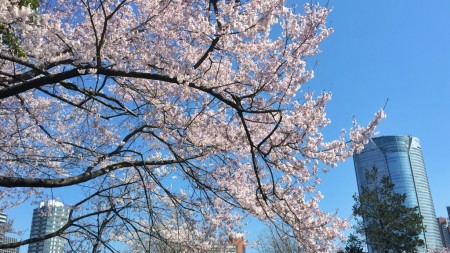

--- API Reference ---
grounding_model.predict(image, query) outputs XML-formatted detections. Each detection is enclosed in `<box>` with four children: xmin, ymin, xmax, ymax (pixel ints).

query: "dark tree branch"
<box><xmin>0</xmin><ymin>156</ymin><xmax>199</xmax><ymax>188</ymax></box>
<box><xmin>193</xmin><ymin>36</ymin><xmax>221</xmax><ymax>69</ymax></box>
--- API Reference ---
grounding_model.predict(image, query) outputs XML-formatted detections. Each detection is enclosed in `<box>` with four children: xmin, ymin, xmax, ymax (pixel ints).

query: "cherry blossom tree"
<box><xmin>0</xmin><ymin>0</ymin><xmax>384</xmax><ymax>252</ymax></box>
<box><xmin>256</xmin><ymin>222</ymin><xmax>306</xmax><ymax>253</ymax></box>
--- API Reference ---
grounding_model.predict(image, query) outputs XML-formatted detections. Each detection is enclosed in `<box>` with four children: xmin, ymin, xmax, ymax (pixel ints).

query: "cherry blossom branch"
<box><xmin>193</xmin><ymin>36</ymin><xmax>221</xmax><ymax>69</ymax></box>
<box><xmin>0</xmin><ymin>158</ymin><xmax>198</xmax><ymax>188</ymax></box>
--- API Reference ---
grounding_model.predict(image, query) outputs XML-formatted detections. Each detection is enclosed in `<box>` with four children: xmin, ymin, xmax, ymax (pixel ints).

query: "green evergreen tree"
<box><xmin>344</xmin><ymin>234</ymin><xmax>365</xmax><ymax>253</ymax></box>
<box><xmin>352</xmin><ymin>167</ymin><xmax>425</xmax><ymax>253</ymax></box>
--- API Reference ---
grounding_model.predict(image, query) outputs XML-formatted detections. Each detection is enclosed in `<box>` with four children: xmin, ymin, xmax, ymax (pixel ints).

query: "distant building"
<box><xmin>27</xmin><ymin>200</ymin><xmax>69</xmax><ymax>253</ymax></box>
<box><xmin>0</xmin><ymin>236</ymin><xmax>19</xmax><ymax>253</ymax></box>
<box><xmin>0</xmin><ymin>212</ymin><xmax>6</xmax><ymax>237</ymax></box>
<box><xmin>447</xmin><ymin>206</ymin><xmax>450</xmax><ymax>220</ymax></box>
<box><xmin>209</xmin><ymin>235</ymin><xmax>246</xmax><ymax>253</ymax></box>
<box><xmin>437</xmin><ymin>218</ymin><xmax>450</xmax><ymax>248</ymax></box>
<box><xmin>353</xmin><ymin>136</ymin><xmax>442</xmax><ymax>252</ymax></box>
<box><xmin>0</xmin><ymin>212</ymin><xmax>20</xmax><ymax>253</ymax></box>
<box><xmin>230</xmin><ymin>236</ymin><xmax>246</xmax><ymax>253</ymax></box>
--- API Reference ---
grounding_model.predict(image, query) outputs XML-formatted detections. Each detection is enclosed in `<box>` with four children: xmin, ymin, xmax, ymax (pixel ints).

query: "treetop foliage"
<box><xmin>344</xmin><ymin>234</ymin><xmax>365</xmax><ymax>253</ymax></box>
<box><xmin>352</xmin><ymin>167</ymin><xmax>424</xmax><ymax>253</ymax></box>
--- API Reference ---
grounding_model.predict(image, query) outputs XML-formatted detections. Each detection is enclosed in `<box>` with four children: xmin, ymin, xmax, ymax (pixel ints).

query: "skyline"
<box><xmin>2</xmin><ymin>0</ymin><xmax>450</xmax><ymax>252</ymax></box>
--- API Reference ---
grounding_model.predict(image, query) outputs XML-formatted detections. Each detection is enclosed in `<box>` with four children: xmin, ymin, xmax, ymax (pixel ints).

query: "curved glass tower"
<box><xmin>353</xmin><ymin>136</ymin><xmax>442</xmax><ymax>252</ymax></box>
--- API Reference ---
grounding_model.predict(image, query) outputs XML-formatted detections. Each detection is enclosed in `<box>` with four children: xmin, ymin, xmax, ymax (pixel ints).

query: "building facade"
<box><xmin>27</xmin><ymin>200</ymin><xmax>69</xmax><ymax>253</ymax></box>
<box><xmin>437</xmin><ymin>218</ymin><xmax>450</xmax><ymax>248</ymax></box>
<box><xmin>353</xmin><ymin>135</ymin><xmax>442</xmax><ymax>252</ymax></box>
<box><xmin>209</xmin><ymin>235</ymin><xmax>246</xmax><ymax>253</ymax></box>
<box><xmin>0</xmin><ymin>236</ymin><xmax>19</xmax><ymax>253</ymax></box>
<box><xmin>0</xmin><ymin>212</ymin><xmax>20</xmax><ymax>253</ymax></box>
<box><xmin>0</xmin><ymin>212</ymin><xmax>6</xmax><ymax>238</ymax></box>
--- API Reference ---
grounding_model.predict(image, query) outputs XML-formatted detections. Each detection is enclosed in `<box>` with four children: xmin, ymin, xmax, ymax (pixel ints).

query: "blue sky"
<box><xmin>314</xmin><ymin>0</ymin><xmax>450</xmax><ymax>219</ymax></box>
<box><xmin>7</xmin><ymin>0</ymin><xmax>450</xmax><ymax>252</ymax></box>
<box><xmin>250</xmin><ymin>0</ymin><xmax>450</xmax><ymax>251</ymax></box>
<box><xmin>311</xmin><ymin>0</ymin><xmax>450</xmax><ymax>248</ymax></box>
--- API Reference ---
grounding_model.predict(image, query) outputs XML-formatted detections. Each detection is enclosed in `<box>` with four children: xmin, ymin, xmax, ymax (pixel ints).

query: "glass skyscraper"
<box><xmin>353</xmin><ymin>135</ymin><xmax>442</xmax><ymax>252</ymax></box>
<box><xmin>28</xmin><ymin>200</ymin><xmax>69</xmax><ymax>253</ymax></box>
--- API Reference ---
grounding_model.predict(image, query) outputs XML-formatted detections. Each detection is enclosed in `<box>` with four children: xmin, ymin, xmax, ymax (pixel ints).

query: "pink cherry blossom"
<box><xmin>0</xmin><ymin>0</ymin><xmax>384</xmax><ymax>252</ymax></box>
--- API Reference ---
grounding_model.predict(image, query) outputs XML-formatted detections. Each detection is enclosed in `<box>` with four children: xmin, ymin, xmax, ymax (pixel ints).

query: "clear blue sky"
<box><xmin>7</xmin><ymin>0</ymin><xmax>450</xmax><ymax>252</ymax></box>
<box><xmin>311</xmin><ymin>0</ymin><xmax>450</xmax><ymax>249</ymax></box>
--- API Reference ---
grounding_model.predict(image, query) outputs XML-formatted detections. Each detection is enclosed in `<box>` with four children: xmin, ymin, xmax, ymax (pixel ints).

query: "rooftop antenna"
<box><xmin>383</xmin><ymin>97</ymin><xmax>389</xmax><ymax>110</ymax></box>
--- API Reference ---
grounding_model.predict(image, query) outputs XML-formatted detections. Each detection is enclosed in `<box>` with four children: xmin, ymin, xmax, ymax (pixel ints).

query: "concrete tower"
<box><xmin>27</xmin><ymin>200</ymin><xmax>69</xmax><ymax>253</ymax></box>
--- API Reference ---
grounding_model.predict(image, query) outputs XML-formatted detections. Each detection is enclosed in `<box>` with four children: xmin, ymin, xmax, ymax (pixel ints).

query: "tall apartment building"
<box><xmin>27</xmin><ymin>200</ymin><xmax>69</xmax><ymax>253</ymax></box>
<box><xmin>0</xmin><ymin>212</ymin><xmax>20</xmax><ymax>253</ymax></box>
<box><xmin>353</xmin><ymin>135</ymin><xmax>442</xmax><ymax>252</ymax></box>
<box><xmin>437</xmin><ymin>218</ymin><xmax>450</xmax><ymax>248</ymax></box>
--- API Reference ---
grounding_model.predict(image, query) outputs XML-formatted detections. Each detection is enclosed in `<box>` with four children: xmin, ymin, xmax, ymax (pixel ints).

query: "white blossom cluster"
<box><xmin>0</xmin><ymin>0</ymin><xmax>384</xmax><ymax>252</ymax></box>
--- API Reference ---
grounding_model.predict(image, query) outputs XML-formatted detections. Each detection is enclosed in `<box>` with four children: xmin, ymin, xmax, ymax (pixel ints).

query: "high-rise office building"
<box><xmin>0</xmin><ymin>212</ymin><xmax>20</xmax><ymax>253</ymax></box>
<box><xmin>27</xmin><ymin>200</ymin><xmax>69</xmax><ymax>253</ymax></box>
<box><xmin>447</xmin><ymin>206</ymin><xmax>450</xmax><ymax>220</ymax></box>
<box><xmin>353</xmin><ymin>135</ymin><xmax>442</xmax><ymax>252</ymax></box>
<box><xmin>437</xmin><ymin>218</ymin><xmax>450</xmax><ymax>248</ymax></box>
